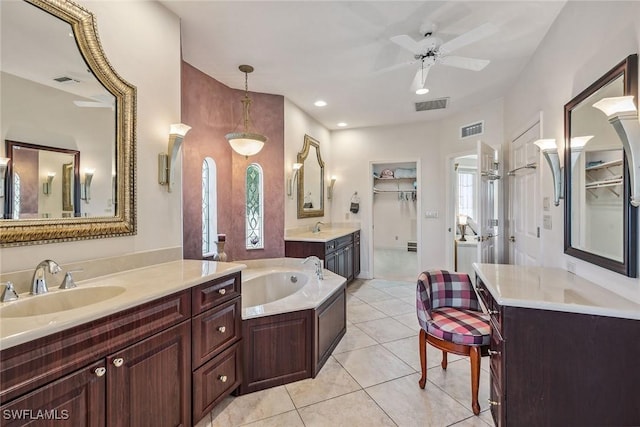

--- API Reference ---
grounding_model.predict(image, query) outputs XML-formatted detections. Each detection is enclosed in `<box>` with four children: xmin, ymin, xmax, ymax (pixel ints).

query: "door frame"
<box><xmin>445</xmin><ymin>149</ymin><xmax>476</xmax><ymax>270</ymax></box>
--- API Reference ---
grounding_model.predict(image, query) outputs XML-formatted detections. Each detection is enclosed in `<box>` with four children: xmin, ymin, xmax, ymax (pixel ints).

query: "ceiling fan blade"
<box><xmin>439</xmin><ymin>55</ymin><xmax>490</xmax><ymax>71</ymax></box>
<box><xmin>410</xmin><ymin>64</ymin><xmax>431</xmax><ymax>92</ymax></box>
<box><xmin>375</xmin><ymin>58</ymin><xmax>418</xmax><ymax>74</ymax></box>
<box><xmin>439</xmin><ymin>22</ymin><xmax>498</xmax><ymax>54</ymax></box>
<box><xmin>390</xmin><ymin>34</ymin><xmax>423</xmax><ymax>55</ymax></box>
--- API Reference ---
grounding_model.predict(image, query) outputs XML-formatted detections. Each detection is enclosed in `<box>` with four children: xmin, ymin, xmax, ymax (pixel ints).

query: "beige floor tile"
<box><xmin>346</xmin><ymin>279</ymin><xmax>368</xmax><ymax>293</ymax></box>
<box><xmin>350</xmin><ymin>287</ymin><xmax>396</xmax><ymax>303</ymax></box>
<box><xmin>392</xmin><ymin>312</ymin><xmax>421</xmax><ymax>332</ymax></box>
<box><xmin>450</xmin><ymin>413</ymin><xmax>493</xmax><ymax>426</ymax></box>
<box><xmin>355</xmin><ymin>317</ymin><xmax>416</xmax><ymax>343</ymax></box>
<box><xmin>210</xmin><ymin>386</ymin><xmax>295</xmax><ymax>426</ymax></box>
<box><xmin>369</xmin><ymin>298</ymin><xmax>415</xmax><ymax>316</ymax></box>
<box><xmin>381</xmin><ymin>285</ymin><xmax>416</xmax><ymax>299</ymax></box>
<box><xmin>366</xmin><ymin>373</ymin><xmax>475</xmax><ymax>427</ymax></box>
<box><xmin>332</xmin><ymin>324</ymin><xmax>378</xmax><ymax>354</ymax></box>
<box><xmin>193</xmin><ymin>412</ymin><xmax>212</xmax><ymax>427</ymax></box>
<box><xmin>478</xmin><ymin>408</ymin><xmax>495</xmax><ymax>425</ymax></box>
<box><xmin>400</xmin><ymin>295</ymin><xmax>417</xmax><ymax>306</ymax></box>
<box><xmin>346</xmin><ymin>293</ymin><xmax>365</xmax><ymax>306</ymax></box>
<box><xmin>426</xmin><ymin>358</ymin><xmax>491</xmax><ymax>414</ymax></box>
<box><xmin>347</xmin><ymin>302</ymin><xmax>387</xmax><ymax>323</ymax></box>
<box><xmin>368</xmin><ymin>278</ymin><xmax>407</xmax><ymax>289</ymax></box>
<box><xmin>240</xmin><ymin>410</ymin><xmax>305</xmax><ymax>427</ymax></box>
<box><xmin>298</xmin><ymin>390</ymin><xmax>396</xmax><ymax>427</ymax></box>
<box><xmin>333</xmin><ymin>344</ymin><xmax>414</xmax><ymax>388</ymax></box>
<box><xmin>285</xmin><ymin>357</ymin><xmax>361</xmax><ymax>408</ymax></box>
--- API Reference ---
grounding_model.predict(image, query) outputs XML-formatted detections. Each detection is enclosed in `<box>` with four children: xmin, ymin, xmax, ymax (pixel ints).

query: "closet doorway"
<box><xmin>371</xmin><ymin>161</ymin><xmax>419</xmax><ymax>281</ymax></box>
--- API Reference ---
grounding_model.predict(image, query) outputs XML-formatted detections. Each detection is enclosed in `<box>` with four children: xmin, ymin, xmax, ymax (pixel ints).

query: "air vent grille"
<box><xmin>415</xmin><ymin>97</ymin><xmax>448</xmax><ymax>112</ymax></box>
<box><xmin>53</xmin><ymin>76</ymin><xmax>79</xmax><ymax>83</ymax></box>
<box><xmin>460</xmin><ymin>121</ymin><xmax>484</xmax><ymax>139</ymax></box>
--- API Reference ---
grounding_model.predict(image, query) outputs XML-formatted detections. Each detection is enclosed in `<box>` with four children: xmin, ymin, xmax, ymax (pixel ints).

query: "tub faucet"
<box><xmin>302</xmin><ymin>256</ymin><xmax>324</xmax><ymax>280</ymax></box>
<box><xmin>312</xmin><ymin>222</ymin><xmax>325</xmax><ymax>233</ymax></box>
<box><xmin>31</xmin><ymin>260</ymin><xmax>62</xmax><ymax>295</ymax></box>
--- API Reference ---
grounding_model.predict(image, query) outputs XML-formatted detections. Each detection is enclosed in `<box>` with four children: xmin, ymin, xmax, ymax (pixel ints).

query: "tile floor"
<box><xmin>197</xmin><ymin>278</ymin><xmax>494</xmax><ymax>427</ymax></box>
<box><xmin>373</xmin><ymin>248</ymin><xmax>418</xmax><ymax>282</ymax></box>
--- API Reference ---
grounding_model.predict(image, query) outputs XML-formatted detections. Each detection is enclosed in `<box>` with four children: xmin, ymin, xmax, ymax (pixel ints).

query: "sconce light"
<box><xmin>458</xmin><ymin>214</ymin><xmax>468</xmax><ymax>241</ymax></box>
<box><xmin>327</xmin><ymin>176</ymin><xmax>337</xmax><ymax>200</ymax></box>
<box><xmin>287</xmin><ymin>163</ymin><xmax>302</xmax><ymax>198</ymax></box>
<box><xmin>534</xmin><ymin>139</ymin><xmax>562</xmax><ymax>206</ymax></box>
<box><xmin>81</xmin><ymin>169</ymin><xmax>95</xmax><ymax>202</ymax></box>
<box><xmin>159</xmin><ymin>123</ymin><xmax>191</xmax><ymax>192</ymax></box>
<box><xmin>43</xmin><ymin>172</ymin><xmax>55</xmax><ymax>195</ymax></box>
<box><xmin>225</xmin><ymin>65</ymin><xmax>268</xmax><ymax>157</ymax></box>
<box><xmin>592</xmin><ymin>95</ymin><xmax>640</xmax><ymax>207</ymax></box>
<box><xmin>0</xmin><ymin>157</ymin><xmax>9</xmax><ymax>198</ymax></box>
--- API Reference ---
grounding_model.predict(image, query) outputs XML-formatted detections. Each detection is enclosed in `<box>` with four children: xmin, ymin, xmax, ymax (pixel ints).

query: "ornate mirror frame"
<box><xmin>564</xmin><ymin>54</ymin><xmax>638</xmax><ymax>277</ymax></box>
<box><xmin>297</xmin><ymin>134</ymin><xmax>325</xmax><ymax>219</ymax></box>
<box><xmin>1</xmin><ymin>0</ymin><xmax>136</xmax><ymax>247</ymax></box>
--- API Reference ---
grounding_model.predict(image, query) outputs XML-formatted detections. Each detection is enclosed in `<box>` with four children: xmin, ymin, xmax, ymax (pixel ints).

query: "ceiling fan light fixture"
<box><xmin>225</xmin><ymin>64</ymin><xmax>268</xmax><ymax>157</ymax></box>
<box><xmin>337</xmin><ymin>122</ymin><xmax>348</xmax><ymax>127</ymax></box>
<box><xmin>314</xmin><ymin>100</ymin><xmax>327</xmax><ymax>107</ymax></box>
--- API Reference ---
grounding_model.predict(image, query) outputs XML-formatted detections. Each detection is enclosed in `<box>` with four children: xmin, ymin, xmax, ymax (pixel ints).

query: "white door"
<box><xmin>477</xmin><ymin>141</ymin><xmax>498</xmax><ymax>263</ymax></box>
<box><xmin>509</xmin><ymin>121</ymin><xmax>541</xmax><ymax>265</ymax></box>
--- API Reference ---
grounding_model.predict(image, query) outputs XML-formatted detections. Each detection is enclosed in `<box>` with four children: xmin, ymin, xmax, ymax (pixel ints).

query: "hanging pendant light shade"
<box><xmin>225</xmin><ymin>65</ymin><xmax>267</xmax><ymax>157</ymax></box>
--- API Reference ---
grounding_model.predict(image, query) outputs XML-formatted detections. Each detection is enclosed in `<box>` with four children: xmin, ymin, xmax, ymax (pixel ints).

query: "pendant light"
<box><xmin>225</xmin><ymin>65</ymin><xmax>267</xmax><ymax>157</ymax></box>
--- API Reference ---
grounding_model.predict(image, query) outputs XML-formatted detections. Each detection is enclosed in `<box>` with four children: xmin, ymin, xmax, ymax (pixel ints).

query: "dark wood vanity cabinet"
<box><xmin>474</xmin><ymin>277</ymin><xmax>640</xmax><ymax>426</ymax></box>
<box><xmin>0</xmin><ymin>272</ymin><xmax>243</xmax><ymax>427</ymax></box>
<box><xmin>285</xmin><ymin>230</ymin><xmax>360</xmax><ymax>283</ymax></box>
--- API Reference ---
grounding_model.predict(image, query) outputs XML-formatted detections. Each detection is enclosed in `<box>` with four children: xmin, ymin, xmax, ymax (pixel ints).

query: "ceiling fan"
<box><xmin>389</xmin><ymin>22</ymin><xmax>498</xmax><ymax>93</ymax></box>
<box><xmin>73</xmin><ymin>93</ymin><xmax>114</xmax><ymax>109</ymax></box>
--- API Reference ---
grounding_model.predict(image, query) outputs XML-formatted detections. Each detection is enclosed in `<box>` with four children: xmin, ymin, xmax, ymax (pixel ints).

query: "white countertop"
<box><xmin>473</xmin><ymin>263</ymin><xmax>640</xmax><ymax>320</ymax></box>
<box><xmin>284</xmin><ymin>226</ymin><xmax>359</xmax><ymax>243</ymax></box>
<box><xmin>0</xmin><ymin>260</ymin><xmax>246</xmax><ymax>349</ymax></box>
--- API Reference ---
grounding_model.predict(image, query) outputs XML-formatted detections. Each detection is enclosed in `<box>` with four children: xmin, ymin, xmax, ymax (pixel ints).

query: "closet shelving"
<box><xmin>585</xmin><ymin>158</ymin><xmax>623</xmax><ymax>197</ymax></box>
<box><xmin>372</xmin><ymin>176</ymin><xmax>417</xmax><ymax>200</ymax></box>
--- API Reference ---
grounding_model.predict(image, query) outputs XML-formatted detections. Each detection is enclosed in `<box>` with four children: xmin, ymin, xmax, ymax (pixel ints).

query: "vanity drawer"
<box><xmin>475</xmin><ymin>278</ymin><xmax>502</xmax><ymax>331</ymax></box>
<box><xmin>489</xmin><ymin>328</ymin><xmax>503</xmax><ymax>382</ymax></box>
<box><xmin>192</xmin><ymin>343</ymin><xmax>241</xmax><ymax>422</ymax></box>
<box><xmin>192</xmin><ymin>272</ymin><xmax>241</xmax><ymax>314</ymax></box>
<box><xmin>489</xmin><ymin>375</ymin><xmax>504</xmax><ymax>427</ymax></box>
<box><xmin>192</xmin><ymin>298</ymin><xmax>241</xmax><ymax>368</ymax></box>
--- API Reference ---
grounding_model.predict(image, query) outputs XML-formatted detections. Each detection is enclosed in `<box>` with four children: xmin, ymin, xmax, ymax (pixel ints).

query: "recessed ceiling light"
<box><xmin>314</xmin><ymin>100</ymin><xmax>327</xmax><ymax>107</ymax></box>
<box><xmin>416</xmin><ymin>88</ymin><xmax>429</xmax><ymax>95</ymax></box>
<box><xmin>337</xmin><ymin>122</ymin><xmax>348</xmax><ymax>127</ymax></box>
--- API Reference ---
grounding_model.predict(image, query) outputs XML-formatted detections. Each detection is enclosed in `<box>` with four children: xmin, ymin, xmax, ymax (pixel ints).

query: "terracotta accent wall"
<box><xmin>181</xmin><ymin>62</ymin><xmax>285</xmax><ymax>261</ymax></box>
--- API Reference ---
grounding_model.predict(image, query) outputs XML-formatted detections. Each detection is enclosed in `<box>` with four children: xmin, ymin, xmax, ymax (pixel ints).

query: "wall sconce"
<box><xmin>592</xmin><ymin>95</ymin><xmax>640</xmax><ymax>207</ymax></box>
<box><xmin>458</xmin><ymin>214</ymin><xmax>468</xmax><ymax>241</ymax></box>
<box><xmin>0</xmin><ymin>157</ymin><xmax>9</xmax><ymax>198</ymax></box>
<box><xmin>327</xmin><ymin>176</ymin><xmax>337</xmax><ymax>200</ymax></box>
<box><xmin>159</xmin><ymin>123</ymin><xmax>191</xmax><ymax>192</ymax></box>
<box><xmin>569</xmin><ymin>135</ymin><xmax>593</xmax><ymax>170</ymax></box>
<box><xmin>534</xmin><ymin>139</ymin><xmax>562</xmax><ymax>206</ymax></box>
<box><xmin>43</xmin><ymin>172</ymin><xmax>55</xmax><ymax>195</ymax></box>
<box><xmin>287</xmin><ymin>163</ymin><xmax>302</xmax><ymax>198</ymax></box>
<box><xmin>81</xmin><ymin>169</ymin><xmax>95</xmax><ymax>202</ymax></box>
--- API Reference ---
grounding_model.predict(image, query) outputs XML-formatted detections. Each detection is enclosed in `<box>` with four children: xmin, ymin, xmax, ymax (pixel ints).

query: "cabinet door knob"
<box><xmin>474</xmin><ymin>287</ymin><xmax>485</xmax><ymax>293</ymax></box>
<box><xmin>217</xmin><ymin>326</ymin><xmax>226</xmax><ymax>333</ymax></box>
<box><xmin>488</xmin><ymin>350</ymin><xmax>501</xmax><ymax>356</ymax></box>
<box><xmin>218</xmin><ymin>288</ymin><xmax>226</xmax><ymax>295</ymax></box>
<box><xmin>112</xmin><ymin>358</ymin><xmax>124</xmax><ymax>367</ymax></box>
<box><xmin>488</xmin><ymin>399</ymin><xmax>501</xmax><ymax>406</ymax></box>
<box><xmin>218</xmin><ymin>375</ymin><xmax>228</xmax><ymax>383</ymax></box>
<box><xmin>94</xmin><ymin>367</ymin><xmax>107</xmax><ymax>377</ymax></box>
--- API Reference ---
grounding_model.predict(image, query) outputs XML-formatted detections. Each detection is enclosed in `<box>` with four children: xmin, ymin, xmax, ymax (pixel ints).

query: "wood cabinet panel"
<box><xmin>0</xmin><ymin>360</ymin><xmax>106</xmax><ymax>427</ymax></box>
<box><xmin>192</xmin><ymin>272</ymin><xmax>241</xmax><ymax>314</ymax></box>
<box><xmin>314</xmin><ymin>286</ymin><xmax>346</xmax><ymax>375</ymax></box>
<box><xmin>107</xmin><ymin>321</ymin><xmax>191</xmax><ymax>427</ymax></box>
<box><xmin>192</xmin><ymin>298</ymin><xmax>241</xmax><ymax>368</ymax></box>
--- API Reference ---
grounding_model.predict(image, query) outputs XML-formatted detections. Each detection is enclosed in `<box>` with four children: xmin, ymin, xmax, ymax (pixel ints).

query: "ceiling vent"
<box><xmin>53</xmin><ymin>76</ymin><xmax>79</xmax><ymax>84</ymax></box>
<box><xmin>460</xmin><ymin>121</ymin><xmax>484</xmax><ymax>139</ymax></box>
<box><xmin>415</xmin><ymin>97</ymin><xmax>448</xmax><ymax>112</ymax></box>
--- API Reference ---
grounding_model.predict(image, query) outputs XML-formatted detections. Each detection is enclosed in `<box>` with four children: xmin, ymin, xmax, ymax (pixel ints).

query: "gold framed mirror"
<box><xmin>297</xmin><ymin>135</ymin><xmax>325</xmax><ymax>218</ymax></box>
<box><xmin>0</xmin><ymin>0</ymin><xmax>136</xmax><ymax>247</ymax></box>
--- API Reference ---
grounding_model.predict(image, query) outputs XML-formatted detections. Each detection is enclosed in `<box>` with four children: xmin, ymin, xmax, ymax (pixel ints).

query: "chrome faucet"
<box><xmin>31</xmin><ymin>260</ymin><xmax>62</xmax><ymax>295</ymax></box>
<box><xmin>303</xmin><ymin>256</ymin><xmax>324</xmax><ymax>280</ymax></box>
<box><xmin>312</xmin><ymin>221</ymin><xmax>325</xmax><ymax>233</ymax></box>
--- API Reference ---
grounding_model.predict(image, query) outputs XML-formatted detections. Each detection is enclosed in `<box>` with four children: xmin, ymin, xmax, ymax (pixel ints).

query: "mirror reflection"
<box><xmin>1</xmin><ymin>0</ymin><xmax>116</xmax><ymax>221</ymax></box>
<box><xmin>297</xmin><ymin>135</ymin><xmax>325</xmax><ymax>218</ymax></box>
<box><xmin>565</xmin><ymin>54</ymin><xmax>638</xmax><ymax>277</ymax></box>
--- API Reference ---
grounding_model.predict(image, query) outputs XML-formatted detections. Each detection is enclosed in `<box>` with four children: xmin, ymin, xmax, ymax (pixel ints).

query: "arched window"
<box><xmin>245</xmin><ymin>163</ymin><xmax>264</xmax><ymax>249</ymax></box>
<box><xmin>202</xmin><ymin>157</ymin><xmax>218</xmax><ymax>256</ymax></box>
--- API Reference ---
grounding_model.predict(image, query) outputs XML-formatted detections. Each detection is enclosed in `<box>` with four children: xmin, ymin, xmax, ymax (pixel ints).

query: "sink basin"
<box><xmin>0</xmin><ymin>286</ymin><xmax>126</xmax><ymax>318</ymax></box>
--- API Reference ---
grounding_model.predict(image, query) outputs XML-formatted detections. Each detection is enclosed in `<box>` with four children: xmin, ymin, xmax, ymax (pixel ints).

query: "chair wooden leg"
<box><xmin>470</xmin><ymin>346</ymin><xmax>481</xmax><ymax>415</ymax></box>
<box><xmin>441</xmin><ymin>350</ymin><xmax>448</xmax><ymax>370</ymax></box>
<box><xmin>418</xmin><ymin>329</ymin><xmax>427</xmax><ymax>389</ymax></box>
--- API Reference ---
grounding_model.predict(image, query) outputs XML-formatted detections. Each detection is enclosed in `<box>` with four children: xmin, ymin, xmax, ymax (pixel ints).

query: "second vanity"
<box><xmin>473</xmin><ymin>263</ymin><xmax>640</xmax><ymax>426</ymax></box>
<box><xmin>0</xmin><ymin>260</ymin><xmax>245</xmax><ymax>426</ymax></box>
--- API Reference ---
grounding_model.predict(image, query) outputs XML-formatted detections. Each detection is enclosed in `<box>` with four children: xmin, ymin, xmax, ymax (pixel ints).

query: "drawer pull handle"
<box><xmin>219</xmin><ymin>375</ymin><xmax>228</xmax><ymax>383</ymax></box>
<box><xmin>94</xmin><ymin>367</ymin><xmax>106</xmax><ymax>377</ymax></box>
<box><xmin>218</xmin><ymin>288</ymin><xmax>226</xmax><ymax>295</ymax></box>
<box><xmin>488</xmin><ymin>399</ymin><xmax>500</xmax><ymax>406</ymax></box>
<box><xmin>113</xmin><ymin>358</ymin><xmax>124</xmax><ymax>367</ymax></box>
<box><xmin>475</xmin><ymin>287</ymin><xmax>485</xmax><ymax>293</ymax></box>
<box><xmin>489</xmin><ymin>310</ymin><xmax>499</xmax><ymax>315</ymax></box>
<box><xmin>488</xmin><ymin>350</ymin><xmax>501</xmax><ymax>356</ymax></box>
<box><xmin>218</xmin><ymin>326</ymin><xmax>226</xmax><ymax>333</ymax></box>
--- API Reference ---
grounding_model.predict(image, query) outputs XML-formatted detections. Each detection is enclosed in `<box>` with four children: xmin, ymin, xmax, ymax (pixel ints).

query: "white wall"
<box><xmin>283</xmin><ymin>98</ymin><xmax>332</xmax><ymax>230</ymax></box>
<box><xmin>1</xmin><ymin>1</ymin><xmax>182</xmax><ymax>273</ymax></box>
<box><xmin>503</xmin><ymin>1</ymin><xmax>640</xmax><ymax>302</ymax></box>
